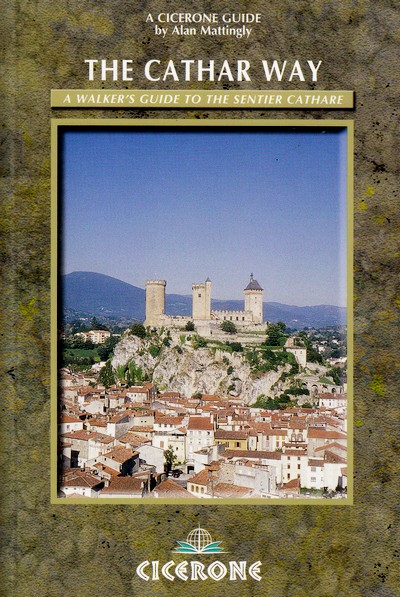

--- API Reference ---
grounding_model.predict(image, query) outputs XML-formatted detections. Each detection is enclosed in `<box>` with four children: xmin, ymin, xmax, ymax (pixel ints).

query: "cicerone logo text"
<box><xmin>135</xmin><ymin>527</ymin><xmax>262</xmax><ymax>582</ymax></box>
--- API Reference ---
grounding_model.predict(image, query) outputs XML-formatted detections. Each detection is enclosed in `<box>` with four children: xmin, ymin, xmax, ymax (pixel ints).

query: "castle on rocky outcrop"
<box><xmin>144</xmin><ymin>274</ymin><xmax>264</xmax><ymax>332</ymax></box>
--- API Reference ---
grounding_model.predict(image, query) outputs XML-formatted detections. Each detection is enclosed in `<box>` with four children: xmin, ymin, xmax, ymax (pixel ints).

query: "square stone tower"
<box><xmin>192</xmin><ymin>277</ymin><xmax>212</xmax><ymax>321</ymax></box>
<box><xmin>244</xmin><ymin>273</ymin><xmax>264</xmax><ymax>323</ymax></box>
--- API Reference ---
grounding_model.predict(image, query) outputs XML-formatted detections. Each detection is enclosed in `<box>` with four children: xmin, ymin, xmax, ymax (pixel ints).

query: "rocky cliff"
<box><xmin>111</xmin><ymin>328</ymin><xmax>299</xmax><ymax>404</ymax></box>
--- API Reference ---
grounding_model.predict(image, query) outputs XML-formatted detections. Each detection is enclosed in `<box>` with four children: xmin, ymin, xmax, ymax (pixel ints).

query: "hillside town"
<box><xmin>58</xmin><ymin>274</ymin><xmax>347</xmax><ymax>500</ymax></box>
<box><xmin>58</xmin><ymin>336</ymin><xmax>347</xmax><ymax>499</ymax></box>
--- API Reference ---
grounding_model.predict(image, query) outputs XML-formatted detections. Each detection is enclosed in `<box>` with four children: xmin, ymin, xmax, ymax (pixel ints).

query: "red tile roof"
<box><xmin>308</xmin><ymin>459</ymin><xmax>325</xmax><ymax>467</ymax></box>
<box><xmin>153</xmin><ymin>479</ymin><xmax>192</xmax><ymax>497</ymax></box>
<box><xmin>187</xmin><ymin>469</ymin><xmax>210</xmax><ymax>486</ymax></box>
<box><xmin>212</xmin><ymin>483</ymin><xmax>253</xmax><ymax>498</ymax></box>
<box><xmin>92</xmin><ymin>463</ymin><xmax>120</xmax><ymax>476</ymax></box>
<box><xmin>283</xmin><ymin>449</ymin><xmax>307</xmax><ymax>456</ymax></box>
<box><xmin>280</xmin><ymin>478</ymin><xmax>300</xmax><ymax>490</ymax></box>
<box><xmin>315</xmin><ymin>442</ymin><xmax>347</xmax><ymax>453</ymax></box>
<box><xmin>90</xmin><ymin>420</ymin><xmax>107</xmax><ymax>428</ymax></box>
<box><xmin>61</xmin><ymin>430</ymin><xmax>100</xmax><ymax>441</ymax></box>
<box><xmin>155</xmin><ymin>415</ymin><xmax>184</xmax><ymax>426</ymax></box>
<box><xmin>59</xmin><ymin>414</ymin><xmax>83</xmax><ymax>423</ymax></box>
<box><xmin>108</xmin><ymin>412</ymin><xmax>130</xmax><ymax>423</ymax></box>
<box><xmin>100</xmin><ymin>477</ymin><xmax>144</xmax><ymax>494</ymax></box>
<box><xmin>224</xmin><ymin>450</ymin><xmax>281</xmax><ymax>460</ymax></box>
<box><xmin>103</xmin><ymin>447</ymin><xmax>138</xmax><ymax>463</ymax></box>
<box><xmin>117</xmin><ymin>432</ymin><xmax>150</xmax><ymax>446</ymax></box>
<box><xmin>307</xmin><ymin>429</ymin><xmax>347</xmax><ymax>440</ymax></box>
<box><xmin>201</xmin><ymin>394</ymin><xmax>221</xmax><ymax>402</ymax></box>
<box><xmin>215</xmin><ymin>429</ymin><xmax>248</xmax><ymax>440</ymax></box>
<box><xmin>325</xmin><ymin>451</ymin><xmax>347</xmax><ymax>464</ymax></box>
<box><xmin>61</xmin><ymin>471</ymin><xmax>103</xmax><ymax>489</ymax></box>
<box><xmin>289</xmin><ymin>420</ymin><xmax>307</xmax><ymax>429</ymax></box>
<box><xmin>187</xmin><ymin>417</ymin><xmax>214</xmax><ymax>431</ymax></box>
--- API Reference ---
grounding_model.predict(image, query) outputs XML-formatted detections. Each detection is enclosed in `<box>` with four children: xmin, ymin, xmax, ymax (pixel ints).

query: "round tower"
<box><xmin>244</xmin><ymin>273</ymin><xmax>263</xmax><ymax>323</ymax></box>
<box><xmin>145</xmin><ymin>279</ymin><xmax>166</xmax><ymax>327</ymax></box>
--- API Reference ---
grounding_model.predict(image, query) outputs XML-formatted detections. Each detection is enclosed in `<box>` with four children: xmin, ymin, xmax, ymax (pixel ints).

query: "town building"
<box><xmin>75</xmin><ymin>329</ymin><xmax>111</xmax><ymax>344</ymax></box>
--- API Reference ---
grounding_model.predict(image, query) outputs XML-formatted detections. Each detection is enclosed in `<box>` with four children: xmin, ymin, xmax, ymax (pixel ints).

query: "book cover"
<box><xmin>1</xmin><ymin>1</ymin><xmax>399</xmax><ymax>595</ymax></box>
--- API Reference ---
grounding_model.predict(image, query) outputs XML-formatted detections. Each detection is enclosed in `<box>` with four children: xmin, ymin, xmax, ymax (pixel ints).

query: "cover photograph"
<box><xmin>1</xmin><ymin>1</ymin><xmax>399</xmax><ymax>595</ymax></box>
<box><xmin>54</xmin><ymin>120</ymin><xmax>351</xmax><ymax>504</ymax></box>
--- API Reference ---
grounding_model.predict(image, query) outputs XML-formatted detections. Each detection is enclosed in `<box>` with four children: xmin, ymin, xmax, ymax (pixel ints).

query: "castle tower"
<box><xmin>244</xmin><ymin>273</ymin><xmax>263</xmax><ymax>323</ymax></box>
<box><xmin>145</xmin><ymin>279</ymin><xmax>166</xmax><ymax>327</ymax></box>
<box><xmin>192</xmin><ymin>277</ymin><xmax>212</xmax><ymax>321</ymax></box>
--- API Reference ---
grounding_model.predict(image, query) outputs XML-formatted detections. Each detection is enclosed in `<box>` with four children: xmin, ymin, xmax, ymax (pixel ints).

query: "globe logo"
<box><xmin>175</xmin><ymin>527</ymin><xmax>225</xmax><ymax>554</ymax></box>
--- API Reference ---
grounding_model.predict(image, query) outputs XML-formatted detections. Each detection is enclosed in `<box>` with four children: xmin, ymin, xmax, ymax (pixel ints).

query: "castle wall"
<box><xmin>212</xmin><ymin>309</ymin><xmax>254</xmax><ymax>323</ymax></box>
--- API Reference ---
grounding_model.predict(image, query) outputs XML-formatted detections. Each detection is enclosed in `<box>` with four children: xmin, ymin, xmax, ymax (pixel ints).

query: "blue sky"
<box><xmin>61</xmin><ymin>126</ymin><xmax>347</xmax><ymax>306</ymax></box>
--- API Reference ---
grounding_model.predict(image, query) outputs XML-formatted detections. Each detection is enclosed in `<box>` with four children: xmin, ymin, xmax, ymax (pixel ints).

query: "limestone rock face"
<box><xmin>112</xmin><ymin>333</ymin><xmax>157</xmax><ymax>372</ymax></box>
<box><xmin>111</xmin><ymin>328</ymin><xmax>293</xmax><ymax>403</ymax></box>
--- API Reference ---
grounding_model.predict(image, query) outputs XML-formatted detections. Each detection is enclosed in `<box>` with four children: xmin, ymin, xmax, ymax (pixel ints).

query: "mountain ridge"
<box><xmin>62</xmin><ymin>271</ymin><xmax>346</xmax><ymax>328</ymax></box>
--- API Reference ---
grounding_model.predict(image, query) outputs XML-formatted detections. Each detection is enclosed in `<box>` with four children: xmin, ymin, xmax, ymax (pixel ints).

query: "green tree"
<box><xmin>98</xmin><ymin>360</ymin><xmax>115</xmax><ymax>388</ymax></box>
<box><xmin>70</xmin><ymin>320</ymin><xmax>90</xmax><ymax>334</ymax></box>
<box><xmin>148</xmin><ymin>344</ymin><xmax>161</xmax><ymax>358</ymax></box>
<box><xmin>265</xmin><ymin>322</ymin><xmax>287</xmax><ymax>346</ymax></box>
<box><xmin>327</xmin><ymin>367</ymin><xmax>342</xmax><ymax>385</ymax></box>
<box><xmin>97</xmin><ymin>335</ymin><xmax>119</xmax><ymax>360</ymax></box>
<box><xmin>164</xmin><ymin>446</ymin><xmax>178</xmax><ymax>472</ymax></box>
<box><xmin>192</xmin><ymin>335</ymin><xmax>207</xmax><ymax>348</ymax></box>
<box><xmin>307</xmin><ymin>346</ymin><xmax>323</xmax><ymax>364</ymax></box>
<box><xmin>221</xmin><ymin>320</ymin><xmax>237</xmax><ymax>334</ymax></box>
<box><xmin>130</xmin><ymin>323</ymin><xmax>147</xmax><ymax>338</ymax></box>
<box><xmin>114</xmin><ymin>363</ymin><xmax>127</xmax><ymax>383</ymax></box>
<box><xmin>228</xmin><ymin>341</ymin><xmax>243</xmax><ymax>352</ymax></box>
<box><xmin>90</xmin><ymin>317</ymin><xmax>108</xmax><ymax>331</ymax></box>
<box><xmin>185</xmin><ymin>321</ymin><xmax>195</xmax><ymax>331</ymax></box>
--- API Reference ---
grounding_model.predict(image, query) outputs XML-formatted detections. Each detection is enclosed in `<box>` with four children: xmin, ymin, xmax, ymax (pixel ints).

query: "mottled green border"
<box><xmin>2</xmin><ymin>2</ymin><xmax>400</xmax><ymax>594</ymax></box>
<box><xmin>51</xmin><ymin>118</ymin><xmax>353</xmax><ymax>506</ymax></box>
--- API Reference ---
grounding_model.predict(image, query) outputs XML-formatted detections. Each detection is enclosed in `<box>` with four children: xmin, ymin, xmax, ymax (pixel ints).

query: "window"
<box><xmin>298</xmin><ymin>464</ymin><xmax>301</xmax><ymax>470</ymax></box>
